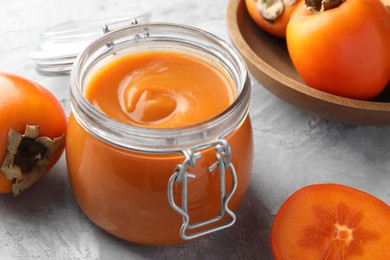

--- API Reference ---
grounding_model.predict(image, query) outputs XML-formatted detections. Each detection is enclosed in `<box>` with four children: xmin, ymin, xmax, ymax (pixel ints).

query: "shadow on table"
<box><xmin>94</xmin><ymin>187</ymin><xmax>274</xmax><ymax>260</ymax></box>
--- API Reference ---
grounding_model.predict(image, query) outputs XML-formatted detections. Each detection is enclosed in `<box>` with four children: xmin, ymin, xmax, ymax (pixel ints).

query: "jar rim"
<box><xmin>69</xmin><ymin>23</ymin><xmax>251</xmax><ymax>153</ymax></box>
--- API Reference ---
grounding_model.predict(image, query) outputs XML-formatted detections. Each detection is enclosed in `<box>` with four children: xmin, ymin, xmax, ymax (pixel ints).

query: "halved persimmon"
<box><xmin>270</xmin><ymin>184</ymin><xmax>390</xmax><ymax>259</ymax></box>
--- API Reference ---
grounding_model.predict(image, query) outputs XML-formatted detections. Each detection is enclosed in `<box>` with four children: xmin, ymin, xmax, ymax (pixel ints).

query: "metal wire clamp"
<box><xmin>167</xmin><ymin>139</ymin><xmax>238</xmax><ymax>240</ymax></box>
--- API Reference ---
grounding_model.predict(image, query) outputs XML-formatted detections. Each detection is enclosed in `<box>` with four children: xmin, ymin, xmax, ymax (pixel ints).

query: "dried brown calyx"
<box><xmin>305</xmin><ymin>0</ymin><xmax>345</xmax><ymax>13</ymax></box>
<box><xmin>1</xmin><ymin>125</ymin><xmax>65</xmax><ymax>196</ymax></box>
<box><xmin>256</xmin><ymin>0</ymin><xmax>297</xmax><ymax>23</ymax></box>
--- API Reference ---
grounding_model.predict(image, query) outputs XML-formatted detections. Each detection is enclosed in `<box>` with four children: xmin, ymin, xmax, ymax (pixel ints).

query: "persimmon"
<box><xmin>0</xmin><ymin>72</ymin><xmax>67</xmax><ymax>195</ymax></box>
<box><xmin>245</xmin><ymin>0</ymin><xmax>302</xmax><ymax>38</ymax></box>
<box><xmin>286</xmin><ymin>0</ymin><xmax>390</xmax><ymax>100</ymax></box>
<box><xmin>270</xmin><ymin>184</ymin><xmax>390</xmax><ymax>259</ymax></box>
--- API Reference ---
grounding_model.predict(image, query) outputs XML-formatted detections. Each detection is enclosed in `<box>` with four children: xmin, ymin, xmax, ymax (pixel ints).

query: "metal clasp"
<box><xmin>167</xmin><ymin>139</ymin><xmax>238</xmax><ymax>240</ymax></box>
<box><xmin>101</xmin><ymin>17</ymin><xmax>147</xmax><ymax>48</ymax></box>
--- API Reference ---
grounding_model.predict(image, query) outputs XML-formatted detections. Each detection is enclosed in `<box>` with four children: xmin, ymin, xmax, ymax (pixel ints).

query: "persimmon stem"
<box><xmin>0</xmin><ymin>125</ymin><xmax>65</xmax><ymax>195</ymax></box>
<box><xmin>305</xmin><ymin>0</ymin><xmax>344</xmax><ymax>13</ymax></box>
<box><xmin>257</xmin><ymin>0</ymin><xmax>297</xmax><ymax>23</ymax></box>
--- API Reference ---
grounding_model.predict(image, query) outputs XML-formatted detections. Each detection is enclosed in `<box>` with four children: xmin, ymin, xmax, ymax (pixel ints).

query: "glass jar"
<box><xmin>66</xmin><ymin>23</ymin><xmax>253</xmax><ymax>245</ymax></box>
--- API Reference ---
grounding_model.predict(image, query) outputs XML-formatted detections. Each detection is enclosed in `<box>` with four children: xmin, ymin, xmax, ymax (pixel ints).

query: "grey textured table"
<box><xmin>1</xmin><ymin>0</ymin><xmax>390</xmax><ymax>259</ymax></box>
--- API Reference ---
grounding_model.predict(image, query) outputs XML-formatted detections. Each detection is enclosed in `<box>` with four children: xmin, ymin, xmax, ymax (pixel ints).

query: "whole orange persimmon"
<box><xmin>245</xmin><ymin>0</ymin><xmax>302</xmax><ymax>38</ymax></box>
<box><xmin>0</xmin><ymin>72</ymin><xmax>67</xmax><ymax>195</ymax></box>
<box><xmin>286</xmin><ymin>0</ymin><xmax>390</xmax><ymax>100</ymax></box>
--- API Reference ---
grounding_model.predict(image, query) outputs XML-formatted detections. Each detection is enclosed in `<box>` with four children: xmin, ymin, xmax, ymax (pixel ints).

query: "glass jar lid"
<box><xmin>29</xmin><ymin>13</ymin><xmax>151</xmax><ymax>75</ymax></box>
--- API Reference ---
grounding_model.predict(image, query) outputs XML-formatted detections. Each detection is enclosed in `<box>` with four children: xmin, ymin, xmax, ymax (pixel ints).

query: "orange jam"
<box><xmin>66</xmin><ymin>24</ymin><xmax>253</xmax><ymax>245</ymax></box>
<box><xmin>85</xmin><ymin>51</ymin><xmax>235</xmax><ymax>128</ymax></box>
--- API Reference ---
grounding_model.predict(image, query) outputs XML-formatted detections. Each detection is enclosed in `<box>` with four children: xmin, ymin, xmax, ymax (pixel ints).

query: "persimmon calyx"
<box><xmin>257</xmin><ymin>0</ymin><xmax>297</xmax><ymax>23</ymax></box>
<box><xmin>305</xmin><ymin>0</ymin><xmax>345</xmax><ymax>13</ymax></box>
<box><xmin>0</xmin><ymin>125</ymin><xmax>65</xmax><ymax>196</ymax></box>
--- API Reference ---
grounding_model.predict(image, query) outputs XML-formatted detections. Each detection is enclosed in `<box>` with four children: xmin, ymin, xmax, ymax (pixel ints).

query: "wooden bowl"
<box><xmin>226</xmin><ymin>0</ymin><xmax>390</xmax><ymax>125</ymax></box>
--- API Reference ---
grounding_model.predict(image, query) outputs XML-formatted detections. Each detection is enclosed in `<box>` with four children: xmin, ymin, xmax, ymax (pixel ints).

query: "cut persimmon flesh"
<box><xmin>270</xmin><ymin>184</ymin><xmax>390</xmax><ymax>259</ymax></box>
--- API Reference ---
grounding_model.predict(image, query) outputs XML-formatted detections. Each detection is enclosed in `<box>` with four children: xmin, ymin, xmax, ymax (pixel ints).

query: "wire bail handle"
<box><xmin>167</xmin><ymin>139</ymin><xmax>238</xmax><ymax>240</ymax></box>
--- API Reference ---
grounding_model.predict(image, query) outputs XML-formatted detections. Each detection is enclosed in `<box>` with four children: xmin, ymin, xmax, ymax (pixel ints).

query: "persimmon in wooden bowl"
<box><xmin>227</xmin><ymin>0</ymin><xmax>390</xmax><ymax>125</ymax></box>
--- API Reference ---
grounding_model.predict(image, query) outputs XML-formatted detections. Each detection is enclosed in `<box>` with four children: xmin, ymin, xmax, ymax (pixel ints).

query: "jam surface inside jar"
<box><xmin>86</xmin><ymin>51</ymin><xmax>236</xmax><ymax>128</ymax></box>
